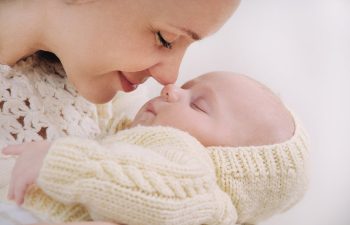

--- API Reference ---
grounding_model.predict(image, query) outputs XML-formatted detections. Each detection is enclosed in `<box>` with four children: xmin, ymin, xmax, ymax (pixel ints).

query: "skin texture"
<box><xmin>2</xmin><ymin>71</ymin><xmax>294</xmax><ymax>223</ymax></box>
<box><xmin>132</xmin><ymin>71</ymin><xmax>295</xmax><ymax>147</ymax></box>
<box><xmin>0</xmin><ymin>0</ymin><xmax>240</xmax><ymax>103</ymax></box>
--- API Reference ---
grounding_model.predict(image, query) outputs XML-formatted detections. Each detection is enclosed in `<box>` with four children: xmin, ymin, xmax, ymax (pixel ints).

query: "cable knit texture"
<box><xmin>25</xmin><ymin>126</ymin><xmax>238</xmax><ymax>225</ymax></box>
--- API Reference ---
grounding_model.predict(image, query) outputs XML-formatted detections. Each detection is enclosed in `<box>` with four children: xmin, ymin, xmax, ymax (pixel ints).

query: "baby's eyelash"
<box><xmin>156</xmin><ymin>31</ymin><xmax>172</xmax><ymax>49</ymax></box>
<box><xmin>190</xmin><ymin>102</ymin><xmax>206</xmax><ymax>113</ymax></box>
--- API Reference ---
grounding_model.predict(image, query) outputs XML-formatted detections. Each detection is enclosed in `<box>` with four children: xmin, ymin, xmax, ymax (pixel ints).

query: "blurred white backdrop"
<box><xmin>145</xmin><ymin>0</ymin><xmax>350</xmax><ymax>224</ymax></box>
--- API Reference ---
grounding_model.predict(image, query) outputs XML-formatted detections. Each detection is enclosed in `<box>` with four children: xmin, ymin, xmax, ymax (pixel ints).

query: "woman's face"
<box><xmin>48</xmin><ymin>0</ymin><xmax>239</xmax><ymax>103</ymax></box>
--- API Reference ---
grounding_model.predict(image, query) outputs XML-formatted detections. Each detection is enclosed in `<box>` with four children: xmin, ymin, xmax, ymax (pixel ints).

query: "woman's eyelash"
<box><xmin>156</xmin><ymin>32</ymin><xmax>172</xmax><ymax>49</ymax></box>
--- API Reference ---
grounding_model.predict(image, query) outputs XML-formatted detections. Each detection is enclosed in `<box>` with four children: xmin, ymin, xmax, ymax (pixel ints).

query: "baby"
<box><xmin>2</xmin><ymin>71</ymin><xmax>309</xmax><ymax>225</ymax></box>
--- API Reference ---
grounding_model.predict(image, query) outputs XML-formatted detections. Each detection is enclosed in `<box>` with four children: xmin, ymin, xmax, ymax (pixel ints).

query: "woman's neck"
<box><xmin>0</xmin><ymin>1</ymin><xmax>47</xmax><ymax>65</ymax></box>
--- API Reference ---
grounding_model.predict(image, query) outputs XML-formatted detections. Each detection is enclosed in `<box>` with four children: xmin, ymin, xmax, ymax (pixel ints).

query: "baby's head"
<box><xmin>132</xmin><ymin>71</ymin><xmax>294</xmax><ymax>147</ymax></box>
<box><xmin>132</xmin><ymin>71</ymin><xmax>309</xmax><ymax>224</ymax></box>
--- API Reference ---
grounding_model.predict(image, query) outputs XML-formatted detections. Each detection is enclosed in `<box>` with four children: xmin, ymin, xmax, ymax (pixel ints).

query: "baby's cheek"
<box><xmin>133</xmin><ymin>111</ymin><xmax>156</xmax><ymax>126</ymax></box>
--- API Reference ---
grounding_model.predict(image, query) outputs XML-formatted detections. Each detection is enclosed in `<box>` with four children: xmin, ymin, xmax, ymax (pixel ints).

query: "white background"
<box><xmin>146</xmin><ymin>0</ymin><xmax>350</xmax><ymax>224</ymax></box>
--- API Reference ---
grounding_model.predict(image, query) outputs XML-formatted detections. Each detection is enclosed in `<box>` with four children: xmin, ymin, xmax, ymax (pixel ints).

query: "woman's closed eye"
<box><xmin>156</xmin><ymin>31</ymin><xmax>172</xmax><ymax>49</ymax></box>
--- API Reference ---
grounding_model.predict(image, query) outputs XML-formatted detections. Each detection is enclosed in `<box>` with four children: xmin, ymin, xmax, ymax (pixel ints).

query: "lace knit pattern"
<box><xmin>0</xmin><ymin>55</ymin><xmax>100</xmax><ymax>198</ymax></box>
<box><xmin>0</xmin><ymin>56</ymin><xmax>100</xmax><ymax>147</ymax></box>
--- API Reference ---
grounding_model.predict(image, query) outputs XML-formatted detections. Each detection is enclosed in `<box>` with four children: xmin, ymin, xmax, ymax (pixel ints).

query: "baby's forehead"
<box><xmin>183</xmin><ymin>72</ymin><xmax>262</xmax><ymax>93</ymax></box>
<box><xmin>181</xmin><ymin>72</ymin><xmax>235</xmax><ymax>88</ymax></box>
<box><xmin>190</xmin><ymin>72</ymin><xmax>281</xmax><ymax>115</ymax></box>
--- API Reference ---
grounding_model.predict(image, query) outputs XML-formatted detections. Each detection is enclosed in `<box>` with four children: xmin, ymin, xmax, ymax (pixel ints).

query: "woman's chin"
<box><xmin>82</xmin><ymin>89</ymin><xmax>117</xmax><ymax>104</ymax></box>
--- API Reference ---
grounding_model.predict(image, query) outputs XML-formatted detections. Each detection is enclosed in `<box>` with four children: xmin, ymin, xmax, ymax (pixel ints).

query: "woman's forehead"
<box><xmin>146</xmin><ymin>0</ymin><xmax>239</xmax><ymax>37</ymax></box>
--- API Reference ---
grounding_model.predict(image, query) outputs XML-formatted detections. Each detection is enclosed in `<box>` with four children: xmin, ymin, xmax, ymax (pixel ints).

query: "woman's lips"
<box><xmin>118</xmin><ymin>71</ymin><xmax>138</xmax><ymax>92</ymax></box>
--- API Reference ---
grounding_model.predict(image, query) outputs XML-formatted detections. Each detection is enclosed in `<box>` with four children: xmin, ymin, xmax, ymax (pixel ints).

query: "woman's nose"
<box><xmin>149</xmin><ymin>47</ymin><xmax>187</xmax><ymax>85</ymax></box>
<box><xmin>161</xmin><ymin>84</ymin><xmax>180</xmax><ymax>102</ymax></box>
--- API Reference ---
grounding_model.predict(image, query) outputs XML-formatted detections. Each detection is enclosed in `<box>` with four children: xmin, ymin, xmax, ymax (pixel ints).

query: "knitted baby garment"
<box><xmin>206</xmin><ymin>114</ymin><xmax>309</xmax><ymax>224</ymax></box>
<box><xmin>24</xmin><ymin>126</ymin><xmax>237</xmax><ymax>225</ymax></box>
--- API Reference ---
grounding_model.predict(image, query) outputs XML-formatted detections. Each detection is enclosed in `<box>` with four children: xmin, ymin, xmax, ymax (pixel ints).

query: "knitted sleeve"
<box><xmin>37</xmin><ymin>126</ymin><xmax>237</xmax><ymax>225</ymax></box>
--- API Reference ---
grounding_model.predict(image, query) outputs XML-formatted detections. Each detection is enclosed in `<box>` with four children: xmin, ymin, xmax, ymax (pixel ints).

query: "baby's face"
<box><xmin>132</xmin><ymin>72</ymin><xmax>294</xmax><ymax>147</ymax></box>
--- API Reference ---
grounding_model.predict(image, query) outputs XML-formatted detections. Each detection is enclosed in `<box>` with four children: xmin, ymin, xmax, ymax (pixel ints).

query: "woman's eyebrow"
<box><xmin>179</xmin><ymin>27</ymin><xmax>201</xmax><ymax>41</ymax></box>
<box><xmin>168</xmin><ymin>24</ymin><xmax>201</xmax><ymax>41</ymax></box>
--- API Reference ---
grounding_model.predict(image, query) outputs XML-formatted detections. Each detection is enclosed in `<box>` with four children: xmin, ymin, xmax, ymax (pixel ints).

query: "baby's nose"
<box><xmin>161</xmin><ymin>84</ymin><xmax>179</xmax><ymax>102</ymax></box>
